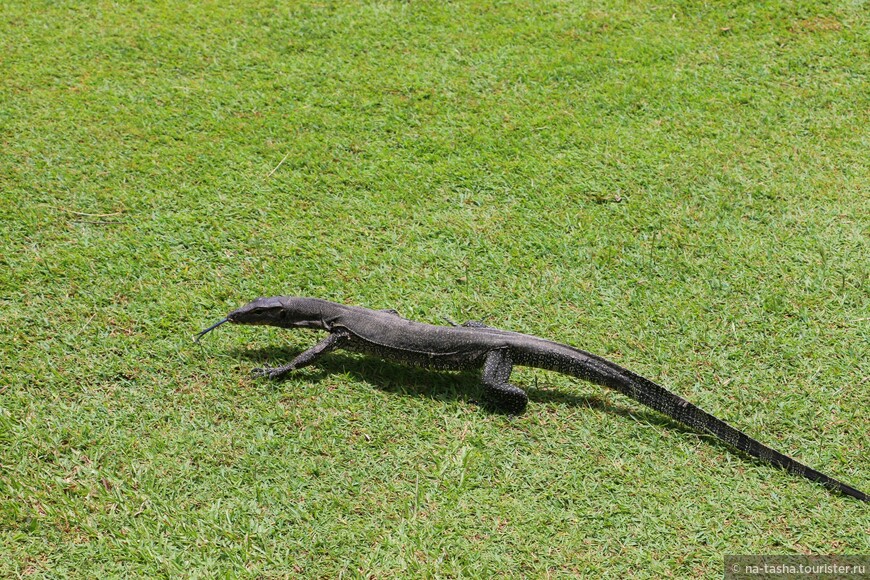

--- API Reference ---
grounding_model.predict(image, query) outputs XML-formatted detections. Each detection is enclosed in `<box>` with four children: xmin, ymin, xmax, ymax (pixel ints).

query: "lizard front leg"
<box><xmin>253</xmin><ymin>331</ymin><xmax>349</xmax><ymax>380</ymax></box>
<box><xmin>481</xmin><ymin>348</ymin><xmax>528</xmax><ymax>414</ymax></box>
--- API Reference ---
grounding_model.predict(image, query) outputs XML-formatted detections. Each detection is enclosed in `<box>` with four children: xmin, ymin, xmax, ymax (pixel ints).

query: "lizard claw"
<box><xmin>251</xmin><ymin>367</ymin><xmax>284</xmax><ymax>380</ymax></box>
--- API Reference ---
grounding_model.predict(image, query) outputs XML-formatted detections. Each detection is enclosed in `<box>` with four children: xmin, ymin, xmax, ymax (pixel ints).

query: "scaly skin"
<box><xmin>196</xmin><ymin>296</ymin><xmax>868</xmax><ymax>502</ymax></box>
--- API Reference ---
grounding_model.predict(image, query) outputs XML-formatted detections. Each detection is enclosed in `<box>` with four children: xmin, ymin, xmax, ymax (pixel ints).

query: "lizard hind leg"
<box><xmin>481</xmin><ymin>348</ymin><xmax>528</xmax><ymax>415</ymax></box>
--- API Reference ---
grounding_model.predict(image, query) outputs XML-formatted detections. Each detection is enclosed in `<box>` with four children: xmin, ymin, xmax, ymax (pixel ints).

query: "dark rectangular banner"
<box><xmin>725</xmin><ymin>555</ymin><xmax>869</xmax><ymax>579</ymax></box>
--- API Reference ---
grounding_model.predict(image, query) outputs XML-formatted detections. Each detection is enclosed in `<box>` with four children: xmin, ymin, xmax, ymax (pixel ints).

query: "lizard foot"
<box><xmin>251</xmin><ymin>367</ymin><xmax>292</xmax><ymax>380</ymax></box>
<box><xmin>482</xmin><ymin>384</ymin><xmax>529</xmax><ymax>415</ymax></box>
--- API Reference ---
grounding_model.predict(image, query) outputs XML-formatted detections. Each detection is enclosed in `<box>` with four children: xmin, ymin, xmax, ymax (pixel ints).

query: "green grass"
<box><xmin>2</xmin><ymin>0</ymin><xmax>868</xmax><ymax>576</ymax></box>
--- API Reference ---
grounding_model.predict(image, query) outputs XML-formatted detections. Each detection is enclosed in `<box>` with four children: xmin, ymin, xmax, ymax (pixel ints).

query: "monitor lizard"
<box><xmin>196</xmin><ymin>295</ymin><xmax>867</xmax><ymax>501</ymax></box>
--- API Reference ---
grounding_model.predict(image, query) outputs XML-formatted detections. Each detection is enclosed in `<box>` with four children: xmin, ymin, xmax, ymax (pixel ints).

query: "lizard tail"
<box><xmin>553</xmin><ymin>348</ymin><xmax>868</xmax><ymax>501</ymax></box>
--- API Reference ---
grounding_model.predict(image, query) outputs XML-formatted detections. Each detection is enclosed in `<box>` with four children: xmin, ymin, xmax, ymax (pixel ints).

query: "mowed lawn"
<box><xmin>1</xmin><ymin>0</ymin><xmax>868</xmax><ymax>576</ymax></box>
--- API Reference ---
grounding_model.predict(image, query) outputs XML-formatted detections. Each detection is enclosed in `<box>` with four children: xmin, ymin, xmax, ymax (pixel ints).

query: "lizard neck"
<box><xmin>275</xmin><ymin>296</ymin><xmax>344</xmax><ymax>331</ymax></box>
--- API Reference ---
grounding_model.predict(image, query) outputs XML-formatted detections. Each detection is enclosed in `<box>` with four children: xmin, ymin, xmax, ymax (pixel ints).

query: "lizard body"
<box><xmin>196</xmin><ymin>296</ymin><xmax>867</xmax><ymax>501</ymax></box>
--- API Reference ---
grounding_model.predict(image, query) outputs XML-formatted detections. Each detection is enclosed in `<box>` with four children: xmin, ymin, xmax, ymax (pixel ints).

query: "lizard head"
<box><xmin>226</xmin><ymin>296</ymin><xmax>288</xmax><ymax>326</ymax></box>
<box><xmin>195</xmin><ymin>296</ymin><xmax>325</xmax><ymax>341</ymax></box>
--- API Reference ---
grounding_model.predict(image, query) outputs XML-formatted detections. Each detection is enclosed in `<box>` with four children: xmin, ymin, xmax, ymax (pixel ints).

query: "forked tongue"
<box><xmin>195</xmin><ymin>318</ymin><xmax>229</xmax><ymax>342</ymax></box>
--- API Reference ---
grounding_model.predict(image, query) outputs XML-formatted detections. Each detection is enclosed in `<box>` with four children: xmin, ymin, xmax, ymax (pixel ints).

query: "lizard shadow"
<box><xmin>230</xmin><ymin>345</ymin><xmax>711</xmax><ymax>440</ymax></box>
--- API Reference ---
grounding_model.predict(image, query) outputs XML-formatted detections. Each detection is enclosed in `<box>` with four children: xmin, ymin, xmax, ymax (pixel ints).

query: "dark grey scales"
<box><xmin>196</xmin><ymin>296</ymin><xmax>868</xmax><ymax>502</ymax></box>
